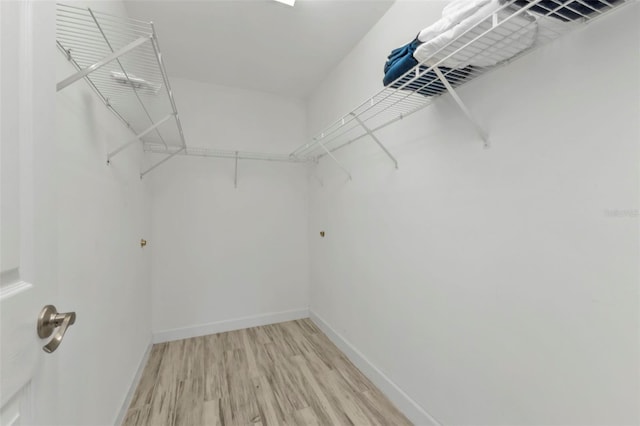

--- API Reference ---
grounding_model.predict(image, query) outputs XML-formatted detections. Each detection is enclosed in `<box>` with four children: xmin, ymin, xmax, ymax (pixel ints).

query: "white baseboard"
<box><xmin>114</xmin><ymin>338</ymin><xmax>152</xmax><ymax>426</ymax></box>
<box><xmin>152</xmin><ymin>308</ymin><xmax>310</xmax><ymax>344</ymax></box>
<box><xmin>309</xmin><ymin>310</ymin><xmax>441</xmax><ymax>426</ymax></box>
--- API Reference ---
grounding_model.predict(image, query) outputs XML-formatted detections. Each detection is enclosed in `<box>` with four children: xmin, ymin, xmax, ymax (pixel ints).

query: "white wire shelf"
<box><xmin>56</xmin><ymin>3</ymin><xmax>187</xmax><ymax>174</ymax></box>
<box><xmin>57</xmin><ymin>1</ymin><xmax>629</xmax><ymax>179</ymax></box>
<box><xmin>290</xmin><ymin>0</ymin><xmax>629</xmax><ymax>166</ymax></box>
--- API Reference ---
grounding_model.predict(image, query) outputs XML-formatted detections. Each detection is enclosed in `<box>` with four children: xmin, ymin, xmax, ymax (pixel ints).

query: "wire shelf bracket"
<box><xmin>433</xmin><ymin>66</ymin><xmax>490</xmax><ymax>148</ymax></box>
<box><xmin>317</xmin><ymin>138</ymin><xmax>352</xmax><ymax>180</ymax></box>
<box><xmin>350</xmin><ymin>112</ymin><xmax>399</xmax><ymax>169</ymax></box>
<box><xmin>141</xmin><ymin>147</ymin><xmax>186</xmax><ymax>179</ymax></box>
<box><xmin>107</xmin><ymin>113</ymin><xmax>175</xmax><ymax>163</ymax></box>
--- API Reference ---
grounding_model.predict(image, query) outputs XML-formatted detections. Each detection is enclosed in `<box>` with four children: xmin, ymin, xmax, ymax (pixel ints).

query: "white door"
<box><xmin>1</xmin><ymin>1</ymin><xmax>62</xmax><ymax>424</ymax></box>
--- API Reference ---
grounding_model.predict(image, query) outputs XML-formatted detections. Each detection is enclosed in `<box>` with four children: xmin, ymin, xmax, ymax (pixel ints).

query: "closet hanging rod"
<box><xmin>144</xmin><ymin>144</ymin><xmax>310</xmax><ymax>163</ymax></box>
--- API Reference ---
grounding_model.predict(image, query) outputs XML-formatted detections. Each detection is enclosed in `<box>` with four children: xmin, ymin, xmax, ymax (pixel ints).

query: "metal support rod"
<box><xmin>150</xmin><ymin>23</ymin><xmax>187</xmax><ymax>149</ymax></box>
<box><xmin>317</xmin><ymin>139</ymin><xmax>352</xmax><ymax>180</ymax></box>
<box><xmin>433</xmin><ymin>66</ymin><xmax>490</xmax><ymax>148</ymax></box>
<box><xmin>108</xmin><ymin>114</ymin><xmax>174</xmax><ymax>162</ymax></box>
<box><xmin>140</xmin><ymin>147</ymin><xmax>185</xmax><ymax>178</ymax></box>
<box><xmin>350</xmin><ymin>113</ymin><xmax>399</xmax><ymax>169</ymax></box>
<box><xmin>56</xmin><ymin>36</ymin><xmax>150</xmax><ymax>91</ymax></box>
<box><xmin>234</xmin><ymin>151</ymin><xmax>239</xmax><ymax>188</ymax></box>
<box><xmin>56</xmin><ymin>41</ymin><xmax>132</xmax><ymax>129</ymax></box>
<box><xmin>312</xmin><ymin>161</ymin><xmax>324</xmax><ymax>187</ymax></box>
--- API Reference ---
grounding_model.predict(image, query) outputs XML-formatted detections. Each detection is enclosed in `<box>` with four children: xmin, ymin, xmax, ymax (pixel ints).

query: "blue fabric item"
<box><xmin>511</xmin><ymin>0</ymin><xmax>621</xmax><ymax>21</ymax></box>
<box><xmin>382</xmin><ymin>38</ymin><xmax>422</xmax><ymax>87</ymax></box>
<box><xmin>383</xmin><ymin>38</ymin><xmax>472</xmax><ymax>97</ymax></box>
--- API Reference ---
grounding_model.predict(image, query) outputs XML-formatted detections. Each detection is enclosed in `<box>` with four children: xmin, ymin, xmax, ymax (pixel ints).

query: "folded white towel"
<box><xmin>414</xmin><ymin>0</ymin><xmax>537</xmax><ymax>68</ymax></box>
<box><xmin>417</xmin><ymin>0</ymin><xmax>493</xmax><ymax>44</ymax></box>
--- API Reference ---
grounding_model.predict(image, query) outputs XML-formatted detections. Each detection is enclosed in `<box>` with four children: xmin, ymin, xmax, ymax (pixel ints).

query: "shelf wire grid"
<box><xmin>290</xmin><ymin>0</ymin><xmax>628</xmax><ymax>160</ymax></box>
<box><xmin>56</xmin><ymin>3</ymin><xmax>185</xmax><ymax>149</ymax></box>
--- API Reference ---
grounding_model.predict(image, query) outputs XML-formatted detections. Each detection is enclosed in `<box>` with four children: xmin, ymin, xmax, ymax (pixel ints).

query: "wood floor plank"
<box><xmin>292</xmin><ymin>355</ymin><xmax>349</xmax><ymax>426</ymax></box>
<box><xmin>202</xmin><ymin>399</ymin><xmax>224</xmax><ymax>426</ymax></box>
<box><xmin>121</xmin><ymin>407</ymin><xmax>140</xmax><ymax>426</ymax></box>
<box><xmin>297</xmin><ymin>318</ymin><xmax>321</xmax><ymax>335</ymax></box>
<box><xmin>124</xmin><ymin>320</ymin><xmax>412</xmax><ymax>426</ymax></box>
<box><xmin>247</xmin><ymin>324</ymin><xmax>274</xmax><ymax>345</ymax></box>
<box><xmin>129</xmin><ymin>343</ymin><xmax>167</xmax><ymax>409</ymax></box>
<box><xmin>267</xmin><ymin>356</ymin><xmax>310</xmax><ymax>414</ymax></box>
<box><xmin>293</xmin><ymin>407</ymin><xmax>321</xmax><ymax>426</ymax></box>
<box><xmin>358</xmin><ymin>390</ymin><xmax>413</xmax><ymax>426</ymax></box>
<box><xmin>242</xmin><ymin>328</ymin><xmax>261</xmax><ymax>379</ymax></box>
<box><xmin>332</xmin><ymin>353</ymin><xmax>374</xmax><ymax>394</ymax></box>
<box><xmin>252</xmin><ymin>375</ymin><xmax>289</xmax><ymax>425</ymax></box>
<box><xmin>144</xmin><ymin>378</ymin><xmax>178</xmax><ymax>426</ymax></box>
<box><xmin>179</xmin><ymin>335</ymin><xmax>205</xmax><ymax>380</ymax></box>
<box><xmin>173</xmin><ymin>377</ymin><xmax>204</xmax><ymax>426</ymax></box>
<box><xmin>223</xmin><ymin>349</ymin><xmax>262</xmax><ymax>426</ymax></box>
<box><xmin>124</xmin><ymin>405</ymin><xmax>151</xmax><ymax>426</ymax></box>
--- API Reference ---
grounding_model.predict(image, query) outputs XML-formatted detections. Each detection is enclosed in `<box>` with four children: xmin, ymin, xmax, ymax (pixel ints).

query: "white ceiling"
<box><xmin>123</xmin><ymin>0</ymin><xmax>394</xmax><ymax>99</ymax></box>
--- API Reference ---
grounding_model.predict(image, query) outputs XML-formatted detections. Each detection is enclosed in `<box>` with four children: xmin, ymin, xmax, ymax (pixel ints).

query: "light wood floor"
<box><xmin>123</xmin><ymin>319</ymin><xmax>411</xmax><ymax>426</ymax></box>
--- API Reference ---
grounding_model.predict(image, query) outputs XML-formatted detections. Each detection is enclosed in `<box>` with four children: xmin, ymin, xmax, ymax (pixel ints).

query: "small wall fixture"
<box><xmin>320</xmin><ymin>231</ymin><xmax>325</xmax><ymax>238</ymax></box>
<box><xmin>140</xmin><ymin>239</ymin><xmax>147</xmax><ymax>248</ymax></box>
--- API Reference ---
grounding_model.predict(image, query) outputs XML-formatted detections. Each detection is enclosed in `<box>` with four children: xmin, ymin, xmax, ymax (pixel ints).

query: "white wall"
<box><xmin>55</xmin><ymin>2</ymin><xmax>152</xmax><ymax>424</ymax></box>
<box><xmin>148</xmin><ymin>79</ymin><xmax>310</xmax><ymax>340</ymax></box>
<box><xmin>307</xmin><ymin>2</ymin><xmax>640</xmax><ymax>425</ymax></box>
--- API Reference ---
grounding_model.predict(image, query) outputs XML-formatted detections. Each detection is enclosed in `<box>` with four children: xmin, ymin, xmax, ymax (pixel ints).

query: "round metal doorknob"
<box><xmin>37</xmin><ymin>305</ymin><xmax>76</xmax><ymax>353</ymax></box>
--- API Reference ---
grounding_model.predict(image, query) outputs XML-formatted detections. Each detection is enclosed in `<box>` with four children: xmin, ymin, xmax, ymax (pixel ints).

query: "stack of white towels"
<box><xmin>413</xmin><ymin>0</ymin><xmax>539</xmax><ymax>68</ymax></box>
